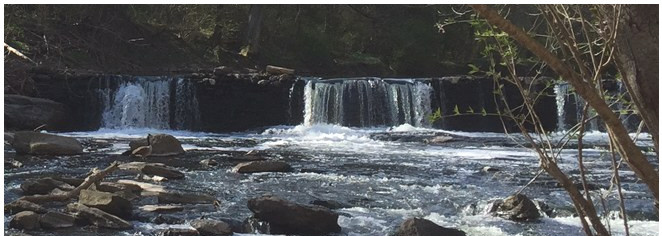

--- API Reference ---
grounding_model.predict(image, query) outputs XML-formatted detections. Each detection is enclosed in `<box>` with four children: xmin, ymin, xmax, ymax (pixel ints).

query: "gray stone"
<box><xmin>233</xmin><ymin>160</ymin><xmax>292</xmax><ymax>173</ymax></box>
<box><xmin>394</xmin><ymin>218</ymin><xmax>466</xmax><ymax>236</ymax></box>
<box><xmin>79</xmin><ymin>189</ymin><xmax>132</xmax><ymax>218</ymax></box>
<box><xmin>129</xmin><ymin>134</ymin><xmax>185</xmax><ymax>156</ymax></box>
<box><xmin>5</xmin><ymin>94</ymin><xmax>67</xmax><ymax>131</ymax></box>
<box><xmin>21</xmin><ymin>177</ymin><xmax>74</xmax><ymax>195</ymax></box>
<box><xmin>119</xmin><ymin>162</ymin><xmax>185</xmax><ymax>179</ymax></box>
<box><xmin>159</xmin><ymin>228</ymin><xmax>200</xmax><ymax>236</ymax></box>
<box><xmin>190</xmin><ymin>219</ymin><xmax>232</xmax><ymax>236</ymax></box>
<box><xmin>247</xmin><ymin>195</ymin><xmax>340</xmax><ymax>235</ymax></box>
<box><xmin>67</xmin><ymin>203</ymin><xmax>132</xmax><ymax>229</ymax></box>
<box><xmin>12</xmin><ymin>131</ymin><xmax>83</xmax><ymax>155</ymax></box>
<box><xmin>9</xmin><ymin>211</ymin><xmax>41</xmax><ymax>230</ymax></box>
<box><xmin>39</xmin><ymin>211</ymin><xmax>75</xmax><ymax>228</ymax></box>
<box><xmin>492</xmin><ymin>194</ymin><xmax>541</xmax><ymax>221</ymax></box>
<box><xmin>5</xmin><ymin>200</ymin><xmax>48</xmax><ymax>214</ymax></box>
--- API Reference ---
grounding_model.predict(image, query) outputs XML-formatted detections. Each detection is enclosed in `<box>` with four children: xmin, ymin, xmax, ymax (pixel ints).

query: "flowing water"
<box><xmin>4</xmin><ymin>78</ymin><xmax>658</xmax><ymax>236</ymax></box>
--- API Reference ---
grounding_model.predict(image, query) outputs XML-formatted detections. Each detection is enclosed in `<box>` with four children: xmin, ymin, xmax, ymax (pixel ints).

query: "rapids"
<box><xmin>4</xmin><ymin>124</ymin><xmax>658</xmax><ymax>236</ymax></box>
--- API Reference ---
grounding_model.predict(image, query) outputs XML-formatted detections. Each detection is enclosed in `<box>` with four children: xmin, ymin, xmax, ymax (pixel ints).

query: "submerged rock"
<box><xmin>67</xmin><ymin>203</ymin><xmax>132</xmax><ymax>229</ymax></box>
<box><xmin>200</xmin><ymin>158</ymin><xmax>218</xmax><ymax>166</ymax></box>
<box><xmin>394</xmin><ymin>218</ymin><xmax>466</xmax><ymax>236</ymax></box>
<box><xmin>119</xmin><ymin>162</ymin><xmax>185</xmax><ymax>179</ymax></box>
<box><xmin>159</xmin><ymin>228</ymin><xmax>200</xmax><ymax>236</ymax></box>
<box><xmin>12</xmin><ymin>131</ymin><xmax>83</xmax><ymax>155</ymax></box>
<box><xmin>39</xmin><ymin>211</ymin><xmax>75</xmax><ymax>229</ymax></box>
<box><xmin>310</xmin><ymin>199</ymin><xmax>350</xmax><ymax>209</ymax></box>
<box><xmin>424</xmin><ymin>136</ymin><xmax>454</xmax><ymax>144</ymax></box>
<box><xmin>21</xmin><ymin>177</ymin><xmax>74</xmax><ymax>195</ymax></box>
<box><xmin>247</xmin><ymin>195</ymin><xmax>341</xmax><ymax>235</ymax></box>
<box><xmin>78</xmin><ymin>189</ymin><xmax>132</xmax><ymax>219</ymax></box>
<box><xmin>232</xmin><ymin>160</ymin><xmax>292</xmax><ymax>173</ymax></box>
<box><xmin>129</xmin><ymin>134</ymin><xmax>185</xmax><ymax>156</ymax></box>
<box><xmin>190</xmin><ymin>219</ymin><xmax>233</xmax><ymax>236</ymax></box>
<box><xmin>491</xmin><ymin>194</ymin><xmax>541</xmax><ymax>221</ymax></box>
<box><xmin>9</xmin><ymin>211</ymin><xmax>41</xmax><ymax>230</ymax></box>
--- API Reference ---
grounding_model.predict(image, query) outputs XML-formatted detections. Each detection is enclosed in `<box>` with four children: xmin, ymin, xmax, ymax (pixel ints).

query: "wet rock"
<box><xmin>5</xmin><ymin>94</ymin><xmax>67</xmax><ymax>131</ymax></box>
<box><xmin>140</xmin><ymin>205</ymin><xmax>184</xmax><ymax>213</ymax></box>
<box><xmin>190</xmin><ymin>219</ymin><xmax>232</xmax><ymax>236</ymax></box>
<box><xmin>39</xmin><ymin>211</ymin><xmax>75</xmax><ymax>229</ymax></box>
<box><xmin>481</xmin><ymin>166</ymin><xmax>500</xmax><ymax>173</ymax></box>
<box><xmin>229</xmin><ymin>150</ymin><xmax>267</xmax><ymax>161</ymax></box>
<box><xmin>117</xmin><ymin>180</ymin><xmax>166</xmax><ymax>193</ymax></box>
<box><xmin>5</xmin><ymin>200</ymin><xmax>48</xmax><ymax>214</ymax></box>
<box><xmin>424</xmin><ymin>136</ymin><xmax>454</xmax><ymax>144</ymax></box>
<box><xmin>232</xmin><ymin>160</ymin><xmax>292</xmax><ymax>173</ymax></box>
<box><xmin>242</xmin><ymin>216</ymin><xmax>270</xmax><ymax>234</ymax></box>
<box><xmin>119</xmin><ymin>162</ymin><xmax>185</xmax><ymax>179</ymax></box>
<box><xmin>159</xmin><ymin>228</ymin><xmax>200</xmax><ymax>236</ymax></box>
<box><xmin>67</xmin><ymin>203</ymin><xmax>132</xmax><ymax>229</ymax></box>
<box><xmin>9</xmin><ymin>211</ymin><xmax>41</xmax><ymax>230</ymax></box>
<box><xmin>153</xmin><ymin>214</ymin><xmax>185</xmax><ymax>224</ymax></box>
<box><xmin>5</xmin><ymin>159</ymin><xmax>23</xmax><ymax>168</ymax></box>
<box><xmin>200</xmin><ymin>158</ymin><xmax>218</xmax><ymax>166</ymax></box>
<box><xmin>96</xmin><ymin>181</ymin><xmax>142</xmax><ymax>193</ymax></box>
<box><xmin>129</xmin><ymin>134</ymin><xmax>185</xmax><ymax>156</ymax></box>
<box><xmin>142</xmin><ymin>190</ymin><xmax>217</xmax><ymax>205</ymax></box>
<box><xmin>53</xmin><ymin>176</ymin><xmax>84</xmax><ymax>187</ymax></box>
<box><xmin>310</xmin><ymin>199</ymin><xmax>350</xmax><ymax>209</ymax></box>
<box><xmin>12</xmin><ymin>131</ymin><xmax>83</xmax><ymax>155</ymax></box>
<box><xmin>247</xmin><ymin>195</ymin><xmax>341</xmax><ymax>235</ymax></box>
<box><xmin>78</xmin><ymin>189</ymin><xmax>132</xmax><ymax>218</ymax></box>
<box><xmin>491</xmin><ymin>194</ymin><xmax>541</xmax><ymax>221</ymax></box>
<box><xmin>21</xmin><ymin>177</ymin><xmax>74</xmax><ymax>195</ymax></box>
<box><xmin>394</xmin><ymin>218</ymin><xmax>466</xmax><ymax>236</ymax></box>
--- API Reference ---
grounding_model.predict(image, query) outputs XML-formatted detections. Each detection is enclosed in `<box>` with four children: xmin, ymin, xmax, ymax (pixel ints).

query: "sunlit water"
<box><xmin>4</xmin><ymin>124</ymin><xmax>658</xmax><ymax>236</ymax></box>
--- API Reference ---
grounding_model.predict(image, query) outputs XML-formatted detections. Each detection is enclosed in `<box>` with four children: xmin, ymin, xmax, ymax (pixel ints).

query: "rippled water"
<box><xmin>4</xmin><ymin>124</ymin><xmax>658</xmax><ymax>236</ymax></box>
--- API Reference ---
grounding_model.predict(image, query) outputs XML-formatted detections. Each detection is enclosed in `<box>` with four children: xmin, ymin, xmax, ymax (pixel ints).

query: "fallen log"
<box><xmin>17</xmin><ymin>162</ymin><xmax>120</xmax><ymax>203</ymax></box>
<box><xmin>266</xmin><ymin>65</ymin><xmax>294</xmax><ymax>75</ymax></box>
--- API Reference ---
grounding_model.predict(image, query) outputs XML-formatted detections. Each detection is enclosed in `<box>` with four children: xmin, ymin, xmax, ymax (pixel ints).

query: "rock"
<box><xmin>146</xmin><ymin>191</ymin><xmax>216</xmax><ymax>205</ymax></box>
<box><xmin>117</xmin><ymin>180</ymin><xmax>166</xmax><ymax>193</ymax></box>
<box><xmin>232</xmin><ymin>160</ymin><xmax>292</xmax><ymax>173</ymax></box>
<box><xmin>67</xmin><ymin>203</ymin><xmax>132</xmax><ymax>229</ymax></box>
<box><xmin>481</xmin><ymin>166</ymin><xmax>500</xmax><ymax>173</ymax></box>
<box><xmin>9</xmin><ymin>211</ymin><xmax>41</xmax><ymax>230</ymax></box>
<box><xmin>424</xmin><ymin>136</ymin><xmax>453</xmax><ymax>144</ymax></box>
<box><xmin>12</xmin><ymin>131</ymin><xmax>83</xmax><ymax>155</ymax></box>
<box><xmin>5</xmin><ymin>94</ymin><xmax>67</xmax><ymax>131</ymax></box>
<box><xmin>21</xmin><ymin>177</ymin><xmax>74</xmax><ymax>195</ymax></box>
<box><xmin>53</xmin><ymin>176</ymin><xmax>84</xmax><ymax>187</ymax></box>
<box><xmin>159</xmin><ymin>228</ymin><xmax>200</xmax><ymax>236</ymax></box>
<box><xmin>78</xmin><ymin>189</ymin><xmax>132</xmax><ymax>218</ymax></box>
<box><xmin>265</xmin><ymin>65</ymin><xmax>295</xmax><ymax>75</ymax></box>
<box><xmin>5</xmin><ymin>200</ymin><xmax>48</xmax><ymax>214</ymax></box>
<box><xmin>153</xmin><ymin>214</ymin><xmax>185</xmax><ymax>224</ymax></box>
<box><xmin>39</xmin><ymin>211</ymin><xmax>75</xmax><ymax>229</ymax></box>
<box><xmin>242</xmin><ymin>216</ymin><xmax>270</xmax><ymax>234</ymax></box>
<box><xmin>140</xmin><ymin>205</ymin><xmax>184</xmax><ymax>213</ymax></box>
<box><xmin>492</xmin><ymin>194</ymin><xmax>541</xmax><ymax>221</ymax></box>
<box><xmin>200</xmin><ymin>158</ymin><xmax>218</xmax><ymax>166</ymax></box>
<box><xmin>119</xmin><ymin>162</ymin><xmax>185</xmax><ymax>179</ymax></box>
<box><xmin>5</xmin><ymin>159</ymin><xmax>23</xmax><ymax>168</ymax></box>
<box><xmin>213</xmin><ymin>66</ymin><xmax>233</xmax><ymax>75</ymax></box>
<box><xmin>190</xmin><ymin>219</ymin><xmax>232</xmax><ymax>236</ymax></box>
<box><xmin>310</xmin><ymin>199</ymin><xmax>350</xmax><ymax>209</ymax></box>
<box><xmin>97</xmin><ymin>181</ymin><xmax>142</xmax><ymax>193</ymax></box>
<box><xmin>129</xmin><ymin>134</ymin><xmax>185</xmax><ymax>156</ymax></box>
<box><xmin>247</xmin><ymin>195</ymin><xmax>341</xmax><ymax>235</ymax></box>
<box><xmin>394</xmin><ymin>218</ymin><xmax>466</xmax><ymax>236</ymax></box>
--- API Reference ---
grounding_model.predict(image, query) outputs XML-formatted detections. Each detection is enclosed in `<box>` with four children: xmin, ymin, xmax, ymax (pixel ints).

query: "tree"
<box><xmin>470</xmin><ymin>4</ymin><xmax>659</xmax><ymax>210</ymax></box>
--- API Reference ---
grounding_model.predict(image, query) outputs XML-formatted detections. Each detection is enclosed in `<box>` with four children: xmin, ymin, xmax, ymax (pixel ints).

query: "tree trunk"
<box><xmin>610</xmin><ymin>5</ymin><xmax>659</xmax><ymax>152</ymax></box>
<box><xmin>244</xmin><ymin>5</ymin><xmax>265</xmax><ymax>57</ymax></box>
<box><xmin>470</xmin><ymin>4</ymin><xmax>659</xmax><ymax>207</ymax></box>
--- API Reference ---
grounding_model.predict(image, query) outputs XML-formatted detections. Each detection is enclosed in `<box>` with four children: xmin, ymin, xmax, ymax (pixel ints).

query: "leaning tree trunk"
<box><xmin>243</xmin><ymin>5</ymin><xmax>265</xmax><ymax>57</ymax></box>
<box><xmin>469</xmin><ymin>4</ymin><xmax>659</xmax><ymax>207</ymax></box>
<box><xmin>609</xmin><ymin>5</ymin><xmax>659</xmax><ymax>152</ymax></box>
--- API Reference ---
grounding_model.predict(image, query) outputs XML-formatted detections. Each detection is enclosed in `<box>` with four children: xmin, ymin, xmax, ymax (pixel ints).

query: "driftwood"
<box><xmin>18</xmin><ymin>162</ymin><xmax>120</xmax><ymax>203</ymax></box>
<box><xmin>4</xmin><ymin>43</ymin><xmax>37</xmax><ymax>65</ymax></box>
<box><xmin>266</xmin><ymin>65</ymin><xmax>294</xmax><ymax>75</ymax></box>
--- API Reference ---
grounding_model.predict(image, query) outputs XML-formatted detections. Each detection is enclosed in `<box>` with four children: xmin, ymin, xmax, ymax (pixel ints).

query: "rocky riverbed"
<box><xmin>4</xmin><ymin>124</ymin><xmax>659</xmax><ymax>236</ymax></box>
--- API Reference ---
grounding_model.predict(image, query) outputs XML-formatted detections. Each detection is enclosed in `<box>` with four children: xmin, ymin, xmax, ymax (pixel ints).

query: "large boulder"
<box><xmin>39</xmin><ymin>211</ymin><xmax>75</xmax><ymax>229</ymax></box>
<box><xmin>21</xmin><ymin>177</ymin><xmax>75</xmax><ymax>195</ymax></box>
<box><xmin>190</xmin><ymin>219</ymin><xmax>232</xmax><ymax>236</ymax></box>
<box><xmin>5</xmin><ymin>94</ymin><xmax>67</xmax><ymax>131</ymax></box>
<box><xmin>9</xmin><ymin>211</ymin><xmax>41</xmax><ymax>230</ymax></box>
<box><xmin>78</xmin><ymin>189</ymin><xmax>132</xmax><ymax>218</ymax></box>
<box><xmin>11</xmin><ymin>131</ymin><xmax>83</xmax><ymax>155</ymax></box>
<box><xmin>67</xmin><ymin>203</ymin><xmax>132</xmax><ymax>229</ymax></box>
<box><xmin>394</xmin><ymin>218</ymin><xmax>466</xmax><ymax>236</ymax></box>
<box><xmin>247</xmin><ymin>195</ymin><xmax>341</xmax><ymax>235</ymax></box>
<box><xmin>129</xmin><ymin>134</ymin><xmax>185</xmax><ymax>156</ymax></box>
<box><xmin>5</xmin><ymin>200</ymin><xmax>48</xmax><ymax>214</ymax></box>
<box><xmin>490</xmin><ymin>194</ymin><xmax>541</xmax><ymax>221</ymax></box>
<box><xmin>232</xmin><ymin>160</ymin><xmax>292</xmax><ymax>173</ymax></box>
<box><xmin>119</xmin><ymin>162</ymin><xmax>185</xmax><ymax>179</ymax></box>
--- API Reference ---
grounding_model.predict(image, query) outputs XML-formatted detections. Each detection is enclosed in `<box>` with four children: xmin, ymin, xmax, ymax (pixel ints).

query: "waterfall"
<box><xmin>554</xmin><ymin>83</ymin><xmax>569</xmax><ymax>131</ymax></box>
<box><xmin>302</xmin><ymin>78</ymin><xmax>433</xmax><ymax>127</ymax></box>
<box><xmin>99</xmin><ymin>76</ymin><xmax>200</xmax><ymax>130</ymax></box>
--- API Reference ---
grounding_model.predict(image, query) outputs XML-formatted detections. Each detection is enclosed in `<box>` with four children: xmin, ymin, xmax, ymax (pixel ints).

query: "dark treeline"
<box><xmin>4</xmin><ymin>5</ymin><xmax>544</xmax><ymax>77</ymax></box>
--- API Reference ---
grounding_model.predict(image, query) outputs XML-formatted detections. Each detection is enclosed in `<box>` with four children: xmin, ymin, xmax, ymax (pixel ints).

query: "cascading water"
<box><xmin>302</xmin><ymin>78</ymin><xmax>433</xmax><ymax>127</ymax></box>
<box><xmin>99</xmin><ymin>76</ymin><xmax>199</xmax><ymax>130</ymax></box>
